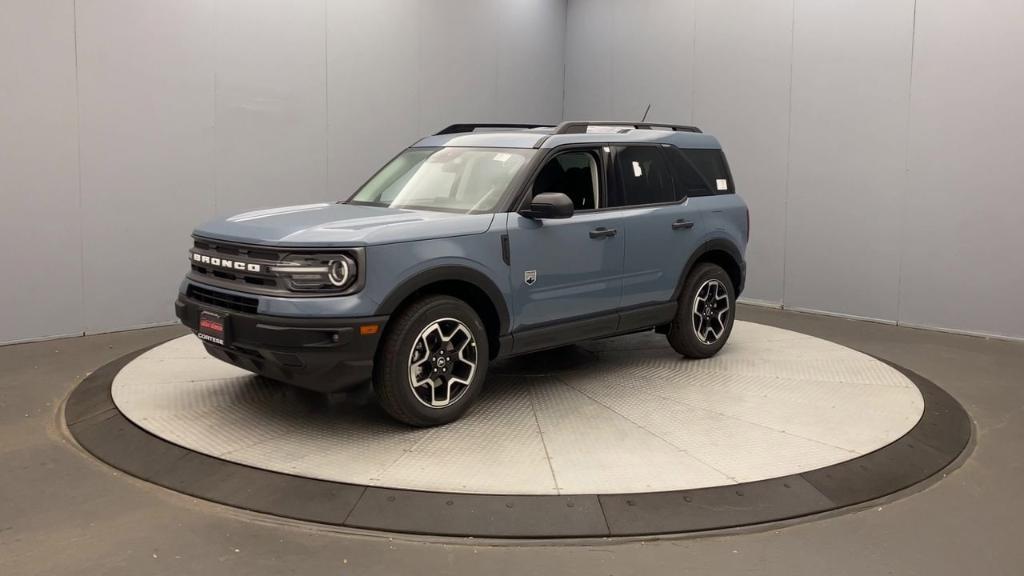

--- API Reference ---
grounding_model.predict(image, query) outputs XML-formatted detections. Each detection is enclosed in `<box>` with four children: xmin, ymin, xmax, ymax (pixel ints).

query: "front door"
<box><xmin>506</xmin><ymin>148</ymin><xmax>624</xmax><ymax>349</ymax></box>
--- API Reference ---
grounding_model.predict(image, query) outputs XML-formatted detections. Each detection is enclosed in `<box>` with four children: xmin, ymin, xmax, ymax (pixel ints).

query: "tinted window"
<box><xmin>667</xmin><ymin>148</ymin><xmax>713</xmax><ymax>198</ymax></box>
<box><xmin>611</xmin><ymin>146</ymin><xmax>674</xmax><ymax>207</ymax></box>
<box><xmin>683</xmin><ymin>149</ymin><xmax>732</xmax><ymax>194</ymax></box>
<box><xmin>533</xmin><ymin>151</ymin><xmax>600</xmax><ymax>210</ymax></box>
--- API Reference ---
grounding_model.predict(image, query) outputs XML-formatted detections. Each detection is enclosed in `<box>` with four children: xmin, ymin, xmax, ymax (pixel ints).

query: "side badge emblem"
<box><xmin>524</xmin><ymin>270</ymin><xmax>537</xmax><ymax>286</ymax></box>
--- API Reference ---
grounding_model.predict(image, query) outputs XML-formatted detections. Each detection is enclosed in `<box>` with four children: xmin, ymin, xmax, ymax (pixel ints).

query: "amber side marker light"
<box><xmin>360</xmin><ymin>324</ymin><xmax>379</xmax><ymax>336</ymax></box>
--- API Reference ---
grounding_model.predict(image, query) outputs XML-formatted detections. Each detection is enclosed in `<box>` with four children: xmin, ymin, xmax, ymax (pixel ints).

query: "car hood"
<box><xmin>193</xmin><ymin>203</ymin><xmax>496</xmax><ymax>246</ymax></box>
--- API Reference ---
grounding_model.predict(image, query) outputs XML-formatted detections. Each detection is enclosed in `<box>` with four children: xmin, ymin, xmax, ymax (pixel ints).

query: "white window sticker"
<box><xmin>632</xmin><ymin>161</ymin><xmax>643</xmax><ymax>177</ymax></box>
<box><xmin>493</xmin><ymin>153</ymin><xmax>511</xmax><ymax>162</ymax></box>
<box><xmin>716</xmin><ymin>178</ymin><xmax>728</xmax><ymax>191</ymax></box>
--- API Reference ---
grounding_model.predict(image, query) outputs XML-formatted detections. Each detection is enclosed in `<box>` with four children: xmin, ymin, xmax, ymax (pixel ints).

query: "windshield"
<box><xmin>348</xmin><ymin>147</ymin><xmax>535</xmax><ymax>213</ymax></box>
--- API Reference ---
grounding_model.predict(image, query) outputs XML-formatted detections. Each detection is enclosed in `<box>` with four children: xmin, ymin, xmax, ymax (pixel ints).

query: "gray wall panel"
<box><xmin>327</xmin><ymin>0</ymin><xmax>420</xmax><ymax>196</ymax></box>
<box><xmin>607</xmin><ymin>0</ymin><xmax>693</xmax><ymax>123</ymax></box>
<box><xmin>3</xmin><ymin>0</ymin><xmax>566</xmax><ymax>343</ymax></box>
<box><xmin>213</xmin><ymin>0</ymin><xmax>328</xmax><ymax>215</ymax></box>
<box><xmin>692</xmin><ymin>0</ymin><xmax>793</xmax><ymax>305</ymax></box>
<box><xmin>898</xmin><ymin>0</ymin><xmax>1024</xmax><ymax>338</ymax></box>
<box><xmin>417</xmin><ymin>0</ymin><xmax>500</xmax><ymax>134</ymax></box>
<box><xmin>495</xmin><ymin>0</ymin><xmax>566</xmax><ymax>124</ymax></box>
<box><xmin>564</xmin><ymin>0</ymin><xmax>693</xmax><ymax>122</ymax></box>
<box><xmin>564</xmin><ymin>0</ymin><xmax>613</xmax><ymax>119</ymax></box>
<box><xmin>76</xmin><ymin>0</ymin><xmax>217</xmax><ymax>334</ymax></box>
<box><xmin>0</xmin><ymin>0</ymin><xmax>82</xmax><ymax>344</ymax></box>
<box><xmin>566</xmin><ymin>0</ymin><xmax>1022</xmax><ymax>338</ymax></box>
<box><xmin>782</xmin><ymin>0</ymin><xmax>914</xmax><ymax>321</ymax></box>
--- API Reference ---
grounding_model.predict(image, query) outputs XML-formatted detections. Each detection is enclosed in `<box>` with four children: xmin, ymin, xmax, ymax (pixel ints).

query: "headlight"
<box><xmin>269</xmin><ymin>252</ymin><xmax>360</xmax><ymax>293</ymax></box>
<box><xmin>327</xmin><ymin>259</ymin><xmax>350</xmax><ymax>287</ymax></box>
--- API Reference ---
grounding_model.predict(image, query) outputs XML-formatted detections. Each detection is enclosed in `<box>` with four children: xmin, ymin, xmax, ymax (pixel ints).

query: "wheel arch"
<box><xmin>376</xmin><ymin>266</ymin><xmax>510</xmax><ymax>358</ymax></box>
<box><xmin>673</xmin><ymin>239</ymin><xmax>746</xmax><ymax>300</ymax></box>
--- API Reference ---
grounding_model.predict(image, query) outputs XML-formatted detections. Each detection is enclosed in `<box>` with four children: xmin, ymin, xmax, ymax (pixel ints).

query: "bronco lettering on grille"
<box><xmin>192</xmin><ymin>252</ymin><xmax>261</xmax><ymax>273</ymax></box>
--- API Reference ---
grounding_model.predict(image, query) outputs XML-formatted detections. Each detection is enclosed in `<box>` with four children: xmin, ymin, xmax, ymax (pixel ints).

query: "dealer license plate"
<box><xmin>197</xmin><ymin>310</ymin><xmax>229</xmax><ymax>346</ymax></box>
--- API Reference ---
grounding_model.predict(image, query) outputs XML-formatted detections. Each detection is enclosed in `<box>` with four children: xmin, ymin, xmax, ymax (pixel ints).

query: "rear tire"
<box><xmin>373</xmin><ymin>295</ymin><xmax>489</xmax><ymax>427</ymax></box>
<box><xmin>667</xmin><ymin>263</ymin><xmax>735</xmax><ymax>358</ymax></box>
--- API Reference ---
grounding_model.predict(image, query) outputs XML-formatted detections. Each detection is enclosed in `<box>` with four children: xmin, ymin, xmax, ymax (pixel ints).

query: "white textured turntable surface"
<box><xmin>112</xmin><ymin>321</ymin><xmax>923</xmax><ymax>495</ymax></box>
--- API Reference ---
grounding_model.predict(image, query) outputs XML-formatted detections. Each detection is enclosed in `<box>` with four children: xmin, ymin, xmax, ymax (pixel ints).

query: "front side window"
<box><xmin>532</xmin><ymin>150</ymin><xmax>600</xmax><ymax>210</ymax></box>
<box><xmin>610</xmin><ymin>146</ymin><xmax>674</xmax><ymax>207</ymax></box>
<box><xmin>349</xmin><ymin>147</ymin><xmax>535</xmax><ymax>213</ymax></box>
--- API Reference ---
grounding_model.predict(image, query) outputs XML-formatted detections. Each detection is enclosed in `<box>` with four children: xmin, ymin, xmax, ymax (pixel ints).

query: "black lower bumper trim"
<box><xmin>175</xmin><ymin>293</ymin><xmax>386</xmax><ymax>393</ymax></box>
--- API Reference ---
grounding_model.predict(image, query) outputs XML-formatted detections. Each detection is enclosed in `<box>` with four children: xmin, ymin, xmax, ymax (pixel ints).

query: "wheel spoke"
<box><xmin>417</xmin><ymin>323</ymin><xmax>442</xmax><ymax>354</ymax></box>
<box><xmin>456</xmin><ymin>338</ymin><xmax>476</xmax><ymax>368</ymax></box>
<box><xmin>412</xmin><ymin>371</ymin><xmax>434</xmax><ymax>389</ymax></box>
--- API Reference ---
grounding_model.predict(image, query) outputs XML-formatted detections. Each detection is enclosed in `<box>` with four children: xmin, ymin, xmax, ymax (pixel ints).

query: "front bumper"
<box><xmin>175</xmin><ymin>292</ymin><xmax>387</xmax><ymax>393</ymax></box>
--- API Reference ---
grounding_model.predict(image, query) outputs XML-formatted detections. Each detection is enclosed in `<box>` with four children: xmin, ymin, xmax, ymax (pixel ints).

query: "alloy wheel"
<box><xmin>692</xmin><ymin>279</ymin><xmax>730</xmax><ymax>345</ymax></box>
<box><xmin>407</xmin><ymin>318</ymin><xmax>478</xmax><ymax>408</ymax></box>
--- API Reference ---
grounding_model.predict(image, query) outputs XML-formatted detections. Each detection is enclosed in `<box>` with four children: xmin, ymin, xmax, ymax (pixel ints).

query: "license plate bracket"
<box><xmin>198</xmin><ymin>310</ymin><xmax>230</xmax><ymax>346</ymax></box>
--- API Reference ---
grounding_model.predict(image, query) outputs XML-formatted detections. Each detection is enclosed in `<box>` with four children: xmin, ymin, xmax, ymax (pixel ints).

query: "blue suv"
<box><xmin>175</xmin><ymin>121</ymin><xmax>749</xmax><ymax>426</ymax></box>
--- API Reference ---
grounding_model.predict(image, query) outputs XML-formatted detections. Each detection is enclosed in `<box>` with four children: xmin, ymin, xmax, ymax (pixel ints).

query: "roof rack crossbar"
<box><xmin>551</xmin><ymin>121</ymin><xmax>702</xmax><ymax>135</ymax></box>
<box><xmin>435</xmin><ymin>123</ymin><xmax>556</xmax><ymax>135</ymax></box>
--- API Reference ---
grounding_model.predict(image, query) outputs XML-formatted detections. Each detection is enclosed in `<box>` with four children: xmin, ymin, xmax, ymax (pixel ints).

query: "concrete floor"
<box><xmin>1</xmin><ymin>305</ymin><xmax>1022</xmax><ymax>575</ymax></box>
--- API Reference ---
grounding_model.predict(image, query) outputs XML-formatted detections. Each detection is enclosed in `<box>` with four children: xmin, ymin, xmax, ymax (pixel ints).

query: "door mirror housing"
<box><xmin>521</xmin><ymin>192</ymin><xmax>574</xmax><ymax>220</ymax></box>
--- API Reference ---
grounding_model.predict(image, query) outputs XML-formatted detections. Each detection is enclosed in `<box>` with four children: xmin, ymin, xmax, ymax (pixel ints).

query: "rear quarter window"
<box><xmin>680</xmin><ymin>148</ymin><xmax>733</xmax><ymax>195</ymax></box>
<box><xmin>667</xmin><ymin>148</ymin><xmax>713</xmax><ymax>198</ymax></box>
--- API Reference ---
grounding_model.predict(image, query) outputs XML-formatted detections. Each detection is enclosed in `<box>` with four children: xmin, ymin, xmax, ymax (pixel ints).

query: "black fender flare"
<box><xmin>672</xmin><ymin>239</ymin><xmax>746</xmax><ymax>301</ymax></box>
<box><xmin>376</xmin><ymin>265</ymin><xmax>511</xmax><ymax>336</ymax></box>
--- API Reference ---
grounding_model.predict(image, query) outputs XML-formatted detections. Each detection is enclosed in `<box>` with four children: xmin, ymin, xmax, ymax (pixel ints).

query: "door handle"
<box><xmin>589</xmin><ymin>227</ymin><xmax>617</xmax><ymax>239</ymax></box>
<box><xmin>672</xmin><ymin>219</ymin><xmax>695</xmax><ymax>230</ymax></box>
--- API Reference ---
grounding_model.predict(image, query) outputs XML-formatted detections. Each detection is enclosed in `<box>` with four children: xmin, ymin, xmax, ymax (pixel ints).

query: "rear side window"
<box><xmin>667</xmin><ymin>148</ymin><xmax>714</xmax><ymax>198</ymax></box>
<box><xmin>682</xmin><ymin>148</ymin><xmax>733</xmax><ymax>194</ymax></box>
<box><xmin>610</xmin><ymin>146</ymin><xmax>674</xmax><ymax>207</ymax></box>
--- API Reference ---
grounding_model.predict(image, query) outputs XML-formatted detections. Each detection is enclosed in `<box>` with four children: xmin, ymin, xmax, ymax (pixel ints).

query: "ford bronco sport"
<box><xmin>175</xmin><ymin>121</ymin><xmax>749</xmax><ymax>426</ymax></box>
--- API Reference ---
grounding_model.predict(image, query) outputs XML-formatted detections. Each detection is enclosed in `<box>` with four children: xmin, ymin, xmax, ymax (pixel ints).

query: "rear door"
<box><xmin>611</xmin><ymin>144</ymin><xmax>708</xmax><ymax>311</ymax></box>
<box><xmin>506</xmin><ymin>147</ymin><xmax>625</xmax><ymax>343</ymax></box>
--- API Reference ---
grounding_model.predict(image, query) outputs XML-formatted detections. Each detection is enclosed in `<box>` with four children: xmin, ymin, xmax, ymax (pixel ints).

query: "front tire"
<box><xmin>373</xmin><ymin>295</ymin><xmax>489</xmax><ymax>426</ymax></box>
<box><xmin>667</xmin><ymin>263</ymin><xmax>735</xmax><ymax>358</ymax></box>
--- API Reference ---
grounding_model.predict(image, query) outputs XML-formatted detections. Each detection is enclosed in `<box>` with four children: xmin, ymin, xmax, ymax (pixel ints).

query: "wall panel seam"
<box><xmin>895</xmin><ymin>0</ymin><xmax>919</xmax><ymax>326</ymax></box>
<box><xmin>323</xmin><ymin>0</ymin><xmax>329</xmax><ymax>201</ymax></box>
<box><xmin>779</xmin><ymin>0</ymin><xmax>797</xmax><ymax>306</ymax></box>
<box><xmin>689</xmin><ymin>0</ymin><xmax>698</xmax><ymax>124</ymax></box>
<box><xmin>561</xmin><ymin>0</ymin><xmax>569</xmax><ymax>121</ymax></box>
<box><xmin>73</xmin><ymin>0</ymin><xmax>86</xmax><ymax>339</ymax></box>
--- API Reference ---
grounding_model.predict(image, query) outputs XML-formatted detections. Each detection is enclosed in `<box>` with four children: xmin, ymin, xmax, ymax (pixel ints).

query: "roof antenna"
<box><xmin>640</xmin><ymin>103</ymin><xmax>651</xmax><ymax>122</ymax></box>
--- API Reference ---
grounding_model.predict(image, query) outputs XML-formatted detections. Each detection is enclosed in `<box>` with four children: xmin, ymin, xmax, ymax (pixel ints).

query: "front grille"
<box><xmin>190</xmin><ymin>238</ymin><xmax>283</xmax><ymax>291</ymax></box>
<box><xmin>187</xmin><ymin>285</ymin><xmax>259</xmax><ymax>314</ymax></box>
<box><xmin>188</xmin><ymin>236</ymin><xmax>365</xmax><ymax>297</ymax></box>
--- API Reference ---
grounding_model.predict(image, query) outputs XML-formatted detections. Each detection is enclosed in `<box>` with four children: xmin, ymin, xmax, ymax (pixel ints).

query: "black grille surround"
<box><xmin>188</xmin><ymin>237</ymin><xmax>365</xmax><ymax>297</ymax></box>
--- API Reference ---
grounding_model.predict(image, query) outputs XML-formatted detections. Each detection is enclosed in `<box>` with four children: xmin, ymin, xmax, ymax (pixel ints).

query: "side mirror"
<box><xmin>521</xmin><ymin>192</ymin><xmax>574</xmax><ymax>220</ymax></box>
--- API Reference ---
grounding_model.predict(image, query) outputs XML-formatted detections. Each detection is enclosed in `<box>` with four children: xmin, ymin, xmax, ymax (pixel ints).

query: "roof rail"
<box><xmin>551</xmin><ymin>121</ymin><xmax>702</xmax><ymax>134</ymax></box>
<box><xmin>435</xmin><ymin>123</ymin><xmax>555</xmax><ymax>135</ymax></box>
